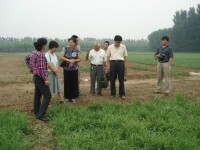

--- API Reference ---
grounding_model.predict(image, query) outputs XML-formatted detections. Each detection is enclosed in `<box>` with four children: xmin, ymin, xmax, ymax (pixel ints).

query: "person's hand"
<box><xmin>168</xmin><ymin>62</ymin><xmax>172</xmax><ymax>67</ymax></box>
<box><xmin>45</xmin><ymin>80</ymin><xmax>49</xmax><ymax>86</ymax></box>
<box><xmin>124</xmin><ymin>63</ymin><xmax>127</xmax><ymax>68</ymax></box>
<box><xmin>53</xmin><ymin>67</ymin><xmax>59</xmax><ymax>75</ymax></box>
<box><xmin>69</xmin><ymin>59</ymin><xmax>75</xmax><ymax>64</ymax></box>
<box><xmin>54</xmin><ymin>70</ymin><xmax>59</xmax><ymax>76</ymax></box>
<box><xmin>155</xmin><ymin>54</ymin><xmax>160</xmax><ymax>59</ymax></box>
<box><xmin>105</xmin><ymin>62</ymin><xmax>109</xmax><ymax>68</ymax></box>
<box><xmin>69</xmin><ymin>63</ymin><xmax>74</xmax><ymax>67</ymax></box>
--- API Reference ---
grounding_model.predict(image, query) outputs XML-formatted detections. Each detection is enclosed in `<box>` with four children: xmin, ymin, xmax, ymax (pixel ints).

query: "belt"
<box><xmin>91</xmin><ymin>64</ymin><xmax>103</xmax><ymax>66</ymax></box>
<box><xmin>159</xmin><ymin>61</ymin><xmax>169</xmax><ymax>63</ymax></box>
<box><xmin>110</xmin><ymin>60</ymin><xmax>124</xmax><ymax>62</ymax></box>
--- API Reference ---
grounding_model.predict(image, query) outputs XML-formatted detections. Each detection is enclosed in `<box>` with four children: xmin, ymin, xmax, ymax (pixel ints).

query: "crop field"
<box><xmin>0</xmin><ymin>52</ymin><xmax>200</xmax><ymax>149</ymax></box>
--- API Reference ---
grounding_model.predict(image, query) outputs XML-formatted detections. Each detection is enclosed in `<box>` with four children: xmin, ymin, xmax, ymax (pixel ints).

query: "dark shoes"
<box><xmin>71</xmin><ymin>99</ymin><xmax>77</xmax><ymax>104</ymax></box>
<box><xmin>59</xmin><ymin>100</ymin><xmax>65</xmax><ymax>104</ymax></box>
<box><xmin>154</xmin><ymin>90</ymin><xmax>162</xmax><ymax>94</ymax></box>
<box><xmin>98</xmin><ymin>93</ymin><xmax>103</xmax><ymax>96</ymax></box>
<box><xmin>164</xmin><ymin>93</ymin><xmax>170</xmax><ymax>96</ymax></box>
<box><xmin>110</xmin><ymin>95</ymin><xmax>115</xmax><ymax>99</ymax></box>
<box><xmin>36</xmin><ymin>116</ymin><xmax>49</xmax><ymax>122</ymax></box>
<box><xmin>90</xmin><ymin>93</ymin><xmax>102</xmax><ymax>96</ymax></box>
<box><xmin>110</xmin><ymin>95</ymin><xmax>125</xmax><ymax>100</ymax></box>
<box><xmin>90</xmin><ymin>93</ymin><xmax>95</xmax><ymax>96</ymax></box>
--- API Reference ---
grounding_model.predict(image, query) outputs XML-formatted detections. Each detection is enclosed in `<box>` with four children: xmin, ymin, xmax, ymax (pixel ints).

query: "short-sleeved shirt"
<box><xmin>45</xmin><ymin>52</ymin><xmax>58</xmax><ymax>71</ymax></box>
<box><xmin>63</xmin><ymin>47</ymin><xmax>79</xmax><ymax>71</ymax></box>
<box><xmin>89</xmin><ymin>49</ymin><xmax>106</xmax><ymax>65</ymax></box>
<box><xmin>106</xmin><ymin>44</ymin><xmax>128</xmax><ymax>61</ymax></box>
<box><xmin>155</xmin><ymin>45</ymin><xmax>173</xmax><ymax>62</ymax></box>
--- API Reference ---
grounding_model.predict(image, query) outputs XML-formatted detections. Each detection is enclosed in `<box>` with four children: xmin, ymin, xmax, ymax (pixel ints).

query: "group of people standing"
<box><xmin>25</xmin><ymin>35</ymin><xmax>173</xmax><ymax>122</ymax></box>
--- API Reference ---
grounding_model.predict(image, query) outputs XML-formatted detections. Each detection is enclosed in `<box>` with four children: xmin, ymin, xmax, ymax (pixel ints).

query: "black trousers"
<box><xmin>64</xmin><ymin>69</ymin><xmax>79</xmax><ymax>99</ymax></box>
<box><xmin>33</xmin><ymin>75</ymin><xmax>52</xmax><ymax>118</ymax></box>
<box><xmin>110</xmin><ymin>61</ymin><xmax>125</xmax><ymax>96</ymax></box>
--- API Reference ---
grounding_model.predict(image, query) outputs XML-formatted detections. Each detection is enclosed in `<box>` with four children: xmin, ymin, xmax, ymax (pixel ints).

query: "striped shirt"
<box><xmin>155</xmin><ymin>45</ymin><xmax>173</xmax><ymax>62</ymax></box>
<box><xmin>25</xmin><ymin>50</ymin><xmax>48</xmax><ymax>81</ymax></box>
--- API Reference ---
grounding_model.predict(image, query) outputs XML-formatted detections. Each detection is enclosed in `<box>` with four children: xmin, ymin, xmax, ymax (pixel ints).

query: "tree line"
<box><xmin>148</xmin><ymin>4</ymin><xmax>200</xmax><ymax>52</ymax></box>
<box><xmin>0</xmin><ymin>37</ymin><xmax>150</xmax><ymax>53</ymax></box>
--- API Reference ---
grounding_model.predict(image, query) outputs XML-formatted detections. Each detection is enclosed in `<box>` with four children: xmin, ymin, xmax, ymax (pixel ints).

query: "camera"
<box><xmin>159</xmin><ymin>53</ymin><xmax>165</xmax><ymax>59</ymax></box>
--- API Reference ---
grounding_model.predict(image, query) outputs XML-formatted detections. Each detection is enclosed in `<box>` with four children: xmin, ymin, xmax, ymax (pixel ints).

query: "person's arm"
<box><xmin>39</xmin><ymin>54</ymin><xmax>48</xmax><ymax>83</ymax></box>
<box><xmin>25</xmin><ymin>54</ymin><xmax>33</xmax><ymax>73</ymax></box>
<box><xmin>106</xmin><ymin>48</ymin><xmax>111</xmax><ymax>68</ymax></box>
<box><xmin>103</xmin><ymin>51</ymin><xmax>107</xmax><ymax>68</ymax></box>
<box><xmin>47</xmin><ymin>63</ymin><xmax>56</xmax><ymax>72</ymax></box>
<box><xmin>74</xmin><ymin>53</ymin><xmax>81</xmax><ymax>62</ymax></box>
<box><xmin>168</xmin><ymin>48</ymin><xmax>174</xmax><ymax>65</ymax></box>
<box><xmin>154</xmin><ymin>48</ymin><xmax>160</xmax><ymax>59</ymax></box>
<box><xmin>60</xmin><ymin>49</ymin><xmax>72</xmax><ymax>63</ymax></box>
<box><xmin>86</xmin><ymin>50</ymin><xmax>90</xmax><ymax>60</ymax></box>
<box><xmin>123</xmin><ymin>45</ymin><xmax>128</xmax><ymax>65</ymax></box>
<box><xmin>168</xmin><ymin>58</ymin><xmax>173</xmax><ymax>65</ymax></box>
<box><xmin>124</xmin><ymin>56</ymin><xmax>127</xmax><ymax>64</ymax></box>
<box><xmin>45</xmin><ymin>53</ymin><xmax>57</xmax><ymax>73</ymax></box>
<box><xmin>88</xmin><ymin>50</ymin><xmax>93</xmax><ymax>60</ymax></box>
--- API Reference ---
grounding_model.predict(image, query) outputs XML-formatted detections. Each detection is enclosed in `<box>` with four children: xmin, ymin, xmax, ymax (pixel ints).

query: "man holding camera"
<box><xmin>154</xmin><ymin>36</ymin><xmax>173</xmax><ymax>96</ymax></box>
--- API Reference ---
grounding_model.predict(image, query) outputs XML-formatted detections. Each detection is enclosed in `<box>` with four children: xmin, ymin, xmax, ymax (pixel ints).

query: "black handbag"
<box><xmin>59</xmin><ymin>60</ymin><xmax>66</xmax><ymax>67</ymax></box>
<box><xmin>101</xmin><ymin>71</ymin><xmax>108</xmax><ymax>88</ymax></box>
<box><xmin>59</xmin><ymin>48</ymin><xmax>67</xmax><ymax>67</ymax></box>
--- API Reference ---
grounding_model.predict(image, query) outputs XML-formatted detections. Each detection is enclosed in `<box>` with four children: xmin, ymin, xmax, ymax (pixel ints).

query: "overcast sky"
<box><xmin>0</xmin><ymin>0</ymin><xmax>199</xmax><ymax>39</ymax></box>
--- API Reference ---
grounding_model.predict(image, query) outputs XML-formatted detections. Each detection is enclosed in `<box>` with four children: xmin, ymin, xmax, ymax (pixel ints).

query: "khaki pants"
<box><xmin>156</xmin><ymin>62</ymin><xmax>171</xmax><ymax>93</ymax></box>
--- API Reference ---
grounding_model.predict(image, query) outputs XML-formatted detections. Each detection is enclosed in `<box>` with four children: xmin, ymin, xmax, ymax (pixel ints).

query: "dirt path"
<box><xmin>0</xmin><ymin>54</ymin><xmax>199</xmax><ymax>111</ymax></box>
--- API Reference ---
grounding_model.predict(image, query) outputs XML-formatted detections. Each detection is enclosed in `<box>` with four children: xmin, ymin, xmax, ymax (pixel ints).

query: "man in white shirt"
<box><xmin>89</xmin><ymin>42</ymin><xmax>106</xmax><ymax>96</ymax></box>
<box><xmin>106</xmin><ymin>35</ymin><xmax>128</xmax><ymax>100</ymax></box>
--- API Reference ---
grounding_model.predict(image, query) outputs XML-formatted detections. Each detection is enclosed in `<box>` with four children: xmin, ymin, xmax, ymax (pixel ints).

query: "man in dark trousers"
<box><xmin>106</xmin><ymin>35</ymin><xmax>128</xmax><ymax>100</ymax></box>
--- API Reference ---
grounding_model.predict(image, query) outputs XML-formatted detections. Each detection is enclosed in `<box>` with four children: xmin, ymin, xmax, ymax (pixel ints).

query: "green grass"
<box><xmin>1</xmin><ymin>51</ymin><xmax>199</xmax><ymax>68</ymax></box>
<box><xmin>79</xmin><ymin>65</ymin><xmax>90</xmax><ymax>72</ymax></box>
<box><xmin>0</xmin><ymin>110</ymin><xmax>30</xmax><ymax>150</ymax></box>
<box><xmin>49</xmin><ymin>96</ymin><xmax>200</xmax><ymax>150</ymax></box>
<box><xmin>127</xmin><ymin>52</ymin><xmax>200</xmax><ymax>68</ymax></box>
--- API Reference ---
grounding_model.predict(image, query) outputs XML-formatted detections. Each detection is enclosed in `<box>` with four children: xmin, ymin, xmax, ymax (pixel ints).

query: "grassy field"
<box><xmin>0</xmin><ymin>111</ymin><xmax>29</xmax><ymax>150</ymax></box>
<box><xmin>127</xmin><ymin>52</ymin><xmax>200</xmax><ymax>68</ymax></box>
<box><xmin>0</xmin><ymin>52</ymin><xmax>200</xmax><ymax>149</ymax></box>
<box><xmin>13</xmin><ymin>51</ymin><xmax>200</xmax><ymax>68</ymax></box>
<box><xmin>50</xmin><ymin>96</ymin><xmax>200</xmax><ymax>149</ymax></box>
<box><xmin>2</xmin><ymin>96</ymin><xmax>199</xmax><ymax>149</ymax></box>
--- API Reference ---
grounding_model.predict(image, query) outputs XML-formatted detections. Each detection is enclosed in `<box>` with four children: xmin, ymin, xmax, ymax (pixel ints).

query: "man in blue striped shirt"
<box><xmin>154</xmin><ymin>36</ymin><xmax>174</xmax><ymax>96</ymax></box>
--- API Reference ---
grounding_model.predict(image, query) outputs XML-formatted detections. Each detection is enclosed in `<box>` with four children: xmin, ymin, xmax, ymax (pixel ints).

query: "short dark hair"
<box><xmin>34</xmin><ymin>38</ymin><xmax>47</xmax><ymax>51</ymax></box>
<box><xmin>71</xmin><ymin>35</ymin><xmax>78</xmax><ymax>39</ymax></box>
<box><xmin>162</xmin><ymin>36</ymin><xmax>169</xmax><ymax>42</ymax></box>
<box><xmin>104</xmin><ymin>41</ymin><xmax>109</xmax><ymax>45</ymax></box>
<box><xmin>68</xmin><ymin>38</ymin><xmax>77</xmax><ymax>44</ymax></box>
<box><xmin>49</xmin><ymin>41</ymin><xmax>59</xmax><ymax>49</ymax></box>
<box><xmin>114</xmin><ymin>35</ymin><xmax>122</xmax><ymax>42</ymax></box>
